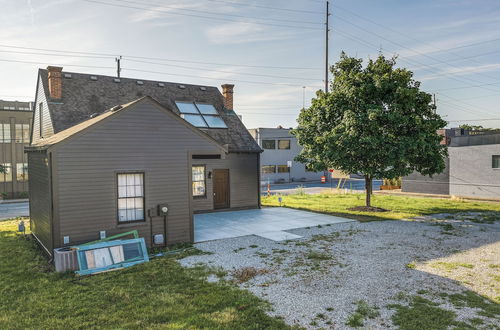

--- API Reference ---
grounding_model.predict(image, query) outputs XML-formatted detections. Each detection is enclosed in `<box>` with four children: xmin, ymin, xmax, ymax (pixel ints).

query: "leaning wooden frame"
<box><xmin>73</xmin><ymin>238</ymin><xmax>149</xmax><ymax>275</ymax></box>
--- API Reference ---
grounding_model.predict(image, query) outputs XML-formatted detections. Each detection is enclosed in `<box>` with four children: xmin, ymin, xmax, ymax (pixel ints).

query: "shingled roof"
<box><xmin>37</xmin><ymin>68</ymin><xmax>261</xmax><ymax>153</ymax></box>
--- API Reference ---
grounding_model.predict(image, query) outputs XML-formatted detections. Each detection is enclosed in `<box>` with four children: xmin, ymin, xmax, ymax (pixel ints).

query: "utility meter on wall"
<box><xmin>158</xmin><ymin>204</ymin><xmax>169</xmax><ymax>216</ymax></box>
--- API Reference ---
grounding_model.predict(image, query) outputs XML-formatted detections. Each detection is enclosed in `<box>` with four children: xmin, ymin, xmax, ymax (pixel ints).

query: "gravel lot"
<box><xmin>180</xmin><ymin>211</ymin><xmax>500</xmax><ymax>329</ymax></box>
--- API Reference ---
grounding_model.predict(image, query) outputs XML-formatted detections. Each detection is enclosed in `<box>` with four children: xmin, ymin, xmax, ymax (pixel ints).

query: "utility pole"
<box><xmin>325</xmin><ymin>1</ymin><xmax>330</xmax><ymax>93</ymax></box>
<box><xmin>115</xmin><ymin>56</ymin><xmax>122</xmax><ymax>78</ymax></box>
<box><xmin>302</xmin><ymin>86</ymin><xmax>306</xmax><ymax>109</ymax></box>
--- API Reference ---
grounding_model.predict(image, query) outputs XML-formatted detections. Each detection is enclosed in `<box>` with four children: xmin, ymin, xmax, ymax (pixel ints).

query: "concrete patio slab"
<box><xmin>194</xmin><ymin>207</ymin><xmax>355</xmax><ymax>242</ymax></box>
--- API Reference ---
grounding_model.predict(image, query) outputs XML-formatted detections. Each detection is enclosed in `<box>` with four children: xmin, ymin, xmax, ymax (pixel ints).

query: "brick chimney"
<box><xmin>47</xmin><ymin>66</ymin><xmax>63</xmax><ymax>99</ymax></box>
<box><xmin>221</xmin><ymin>84</ymin><xmax>234</xmax><ymax>110</ymax></box>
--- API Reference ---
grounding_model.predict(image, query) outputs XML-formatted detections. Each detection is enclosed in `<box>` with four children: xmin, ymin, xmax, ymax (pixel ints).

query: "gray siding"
<box><xmin>449</xmin><ymin>145</ymin><xmax>500</xmax><ymax>198</ymax></box>
<box><xmin>51</xmin><ymin>101</ymin><xmax>225</xmax><ymax>248</ymax></box>
<box><xmin>28</xmin><ymin>151</ymin><xmax>52</xmax><ymax>254</ymax></box>
<box><xmin>402</xmin><ymin>158</ymin><xmax>450</xmax><ymax>195</ymax></box>
<box><xmin>31</xmin><ymin>75</ymin><xmax>54</xmax><ymax>144</ymax></box>
<box><xmin>192</xmin><ymin>152</ymin><xmax>259</xmax><ymax>212</ymax></box>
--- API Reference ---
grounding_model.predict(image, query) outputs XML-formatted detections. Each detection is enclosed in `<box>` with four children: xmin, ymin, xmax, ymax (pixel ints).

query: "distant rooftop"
<box><xmin>0</xmin><ymin>100</ymin><xmax>33</xmax><ymax>112</ymax></box>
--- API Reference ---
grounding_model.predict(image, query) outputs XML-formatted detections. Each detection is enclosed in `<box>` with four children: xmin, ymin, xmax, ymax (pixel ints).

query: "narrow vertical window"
<box><xmin>192</xmin><ymin>166</ymin><xmax>206</xmax><ymax>197</ymax></box>
<box><xmin>0</xmin><ymin>123</ymin><xmax>11</xmax><ymax>143</ymax></box>
<box><xmin>117</xmin><ymin>173</ymin><xmax>144</xmax><ymax>222</ymax></box>
<box><xmin>0</xmin><ymin>163</ymin><xmax>12</xmax><ymax>182</ymax></box>
<box><xmin>16</xmin><ymin>163</ymin><xmax>28</xmax><ymax>181</ymax></box>
<box><xmin>39</xmin><ymin>103</ymin><xmax>43</xmax><ymax>138</ymax></box>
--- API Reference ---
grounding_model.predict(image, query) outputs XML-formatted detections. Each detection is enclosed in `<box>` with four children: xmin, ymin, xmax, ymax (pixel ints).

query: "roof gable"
<box><xmin>38</xmin><ymin>69</ymin><xmax>260</xmax><ymax>153</ymax></box>
<box><xmin>28</xmin><ymin>96</ymin><xmax>228</xmax><ymax>153</ymax></box>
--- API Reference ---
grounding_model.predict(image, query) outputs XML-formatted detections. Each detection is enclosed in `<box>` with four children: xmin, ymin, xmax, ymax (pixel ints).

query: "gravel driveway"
<box><xmin>180</xmin><ymin>211</ymin><xmax>500</xmax><ymax>329</ymax></box>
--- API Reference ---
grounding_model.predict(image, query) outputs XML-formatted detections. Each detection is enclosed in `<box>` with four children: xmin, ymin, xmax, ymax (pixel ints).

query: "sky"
<box><xmin>0</xmin><ymin>0</ymin><xmax>499</xmax><ymax>129</ymax></box>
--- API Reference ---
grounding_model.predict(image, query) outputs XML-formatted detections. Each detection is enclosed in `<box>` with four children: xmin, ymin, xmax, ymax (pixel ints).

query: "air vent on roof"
<box><xmin>114</xmin><ymin>78</ymin><xmax>121</xmax><ymax>83</ymax></box>
<box><xmin>200</xmin><ymin>86</ymin><xmax>207</xmax><ymax>91</ymax></box>
<box><xmin>158</xmin><ymin>82</ymin><xmax>165</xmax><ymax>87</ymax></box>
<box><xmin>90</xmin><ymin>75</ymin><xmax>98</xmax><ymax>81</ymax></box>
<box><xmin>64</xmin><ymin>73</ymin><xmax>72</xmax><ymax>78</ymax></box>
<box><xmin>136</xmin><ymin>80</ymin><xmax>143</xmax><ymax>85</ymax></box>
<box><xmin>178</xmin><ymin>85</ymin><xmax>186</xmax><ymax>89</ymax></box>
<box><xmin>111</xmin><ymin>105</ymin><xmax>122</xmax><ymax>112</ymax></box>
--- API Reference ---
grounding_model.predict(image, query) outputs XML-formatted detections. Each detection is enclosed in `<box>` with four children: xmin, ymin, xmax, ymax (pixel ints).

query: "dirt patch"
<box><xmin>347</xmin><ymin>206</ymin><xmax>389</xmax><ymax>212</ymax></box>
<box><xmin>231</xmin><ymin>267</ymin><xmax>270</xmax><ymax>283</ymax></box>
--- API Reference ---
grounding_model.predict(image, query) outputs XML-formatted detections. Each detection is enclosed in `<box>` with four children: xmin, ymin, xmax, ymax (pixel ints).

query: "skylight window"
<box><xmin>175</xmin><ymin>102</ymin><xmax>227</xmax><ymax>129</ymax></box>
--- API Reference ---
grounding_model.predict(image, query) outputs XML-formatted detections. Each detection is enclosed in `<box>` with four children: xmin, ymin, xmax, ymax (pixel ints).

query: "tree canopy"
<box><xmin>292</xmin><ymin>53</ymin><xmax>448</xmax><ymax>207</ymax></box>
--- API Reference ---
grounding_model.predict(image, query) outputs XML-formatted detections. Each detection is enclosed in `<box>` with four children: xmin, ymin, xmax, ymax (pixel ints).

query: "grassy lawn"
<box><xmin>262</xmin><ymin>193</ymin><xmax>500</xmax><ymax>221</ymax></box>
<box><xmin>0</xmin><ymin>219</ymin><xmax>290</xmax><ymax>329</ymax></box>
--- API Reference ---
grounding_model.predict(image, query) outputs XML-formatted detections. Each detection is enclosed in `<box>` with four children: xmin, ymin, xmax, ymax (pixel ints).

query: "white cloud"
<box><xmin>205</xmin><ymin>21</ymin><xmax>289</xmax><ymax>45</ymax></box>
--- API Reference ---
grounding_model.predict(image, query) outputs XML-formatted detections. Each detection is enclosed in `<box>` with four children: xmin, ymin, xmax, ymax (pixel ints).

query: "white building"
<box><xmin>249</xmin><ymin>127</ymin><xmax>324</xmax><ymax>184</ymax></box>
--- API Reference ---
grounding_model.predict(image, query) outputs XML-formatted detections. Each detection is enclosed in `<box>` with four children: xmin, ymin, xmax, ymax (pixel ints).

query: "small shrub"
<box><xmin>346</xmin><ymin>312</ymin><xmax>364</xmax><ymax>328</ymax></box>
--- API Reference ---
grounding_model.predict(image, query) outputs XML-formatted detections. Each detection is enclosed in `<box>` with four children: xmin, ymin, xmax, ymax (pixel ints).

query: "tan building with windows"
<box><xmin>0</xmin><ymin>100</ymin><xmax>32</xmax><ymax>199</ymax></box>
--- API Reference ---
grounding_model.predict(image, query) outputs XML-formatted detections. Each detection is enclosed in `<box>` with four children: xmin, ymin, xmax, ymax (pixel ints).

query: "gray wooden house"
<box><xmin>27</xmin><ymin>66</ymin><xmax>261</xmax><ymax>256</ymax></box>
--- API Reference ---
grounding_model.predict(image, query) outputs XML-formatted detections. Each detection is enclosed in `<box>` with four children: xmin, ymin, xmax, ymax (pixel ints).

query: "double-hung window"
<box><xmin>117</xmin><ymin>173</ymin><xmax>144</xmax><ymax>222</ymax></box>
<box><xmin>192</xmin><ymin>166</ymin><xmax>206</xmax><ymax>197</ymax></box>
<box><xmin>175</xmin><ymin>102</ymin><xmax>227</xmax><ymax>128</ymax></box>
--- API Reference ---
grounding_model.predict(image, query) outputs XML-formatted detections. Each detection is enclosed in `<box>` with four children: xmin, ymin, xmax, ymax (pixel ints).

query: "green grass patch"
<box><xmin>262</xmin><ymin>194</ymin><xmax>500</xmax><ymax>222</ymax></box>
<box><xmin>0</xmin><ymin>220</ymin><xmax>291</xmax><ymax>329</ymax></box>
<box><xmin>431</xmin><ymin>262</ymin><xmax>475</xmax><ymax>271</ymax></box>
<box><xmin>306</xmin><ymin>251</ymin><xmax>331</xmax><ymax>261</ymax></box>
<box><xmin>390</xmin><ymin>293</ymin><xmax>500</xmax><ymax>330</ymax></box>
<box><xmin>446</xmin><ymin>291</ymin><xmax>500</xmax><ymax>318</ymax></box>
<box><xmin>389</xmin><ymin>296</ymin><xmax>458</xmax><ymax>330</ymax></box>
<box><xmin>345</xmin><ymin>300</ymin><xmax>380</xmax><ymax>328</ymax></box>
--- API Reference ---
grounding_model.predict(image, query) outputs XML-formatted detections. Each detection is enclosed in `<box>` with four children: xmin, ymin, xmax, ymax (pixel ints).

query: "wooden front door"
<box><xmin>213</xmin><ymin>169</ymin><xmax>230</xmax><ymax>209</ymax></box>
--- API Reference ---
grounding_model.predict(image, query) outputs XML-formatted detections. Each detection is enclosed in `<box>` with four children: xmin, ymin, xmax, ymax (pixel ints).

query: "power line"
<box><xmin>446</xmin><ymin>118</ymin><xmax>500</xmax><ymax>122</ymax></box>
<box><xmin>333</xmin><ymin>3</ymin><xmax>500</xmax><ymax>68</ymax></box>
<box><xmin>331</xmin><ymin>27</ymin><xmax>500</xmax><ymax>98</ymax></box>
<box><xmin>0</xmin><ymin>58</ymin><xmax>115</xmax><ymax>70</ymax></box>
<box><xmin>0</xmin><ymin>44</ymin><xmax>322</xmax><ymax>70</ymax></box>
<box><xmin>0</xmin><ymin>56</ymin><xmax>322</xmax><ymax>87</ymax></box>
<box><xmin>124</xmin><ymin>58</ymin><xmax>320</xmax><ymax>81</ymax></box>
<box><xmin>122</xmin><ymin>0</ymin><xmax>322</xmax><ymax>25</ymax></box>
<box><xmin>82</xmin><ymin>0</ymin><xmax>324</xmax><ymax>30</ymax></box>
<box><xmin>123</xmin><ymin>67</ymin><xmax>321</xmax><ymax>88</ymax></box>
<box><xmin>333</xmin><ymin>14</ymin><xmax>500</xmax><ymax>84</ymax></box>
<box><xmin>205</xmin><ymin>0</ymin><xmax>323</xmax><ymax>15</ymax></box>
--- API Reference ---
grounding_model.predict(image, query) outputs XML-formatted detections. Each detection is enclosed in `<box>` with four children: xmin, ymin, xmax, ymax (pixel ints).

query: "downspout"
<box><xmin>48</xmin><ymin>151</ymin><xmax>55</xmax><ymax>261</ymax></box>
<box><xmin>257</xmin><ymin>152</ymin><xmax>261</xmax><ymax>208</ymax></box>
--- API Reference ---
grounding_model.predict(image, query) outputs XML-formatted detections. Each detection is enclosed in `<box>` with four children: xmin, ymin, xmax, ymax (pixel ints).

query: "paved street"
<box><xmin>261</xmin><ymin>178</ymin><xmax>382</xmax><ymax>195</ymax></box>
<box><xmin>0</xmin><ymin>202</ymin><xmax>29</xmax><ymax>220</ymax></box>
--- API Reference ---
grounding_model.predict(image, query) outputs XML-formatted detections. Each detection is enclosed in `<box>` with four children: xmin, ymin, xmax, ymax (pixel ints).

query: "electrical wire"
<box><xmin>82</xmin><ymin>0</ymin><xmax>324</xmax><ymax>30</ymax></box>
<box><xmin>0</xmin><ymin>44</ymin><xmax>322</xmax><ymax>70</ymax></box>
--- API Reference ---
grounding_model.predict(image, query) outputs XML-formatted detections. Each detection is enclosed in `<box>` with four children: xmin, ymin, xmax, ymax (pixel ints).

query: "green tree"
<box><xmin>292</xmin><ymin>53</ymin><xmax>447</xmax><ymax>208</ymax></box>
<box><xmin>459</xmin><ymin>124</ymin><xmax>483</xmax><ymax>131</ymax></box>
<box><xmin>0</xmin><ymin>165</ymin><xmax>4</xmax><ymax>174</ymax></box>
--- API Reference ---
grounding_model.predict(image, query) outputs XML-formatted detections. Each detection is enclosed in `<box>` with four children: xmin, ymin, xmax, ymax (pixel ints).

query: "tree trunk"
<box><xmin>365</xmin><ymin>175</ymin><xmax>372</xmax><ymax>207</ymax></box>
